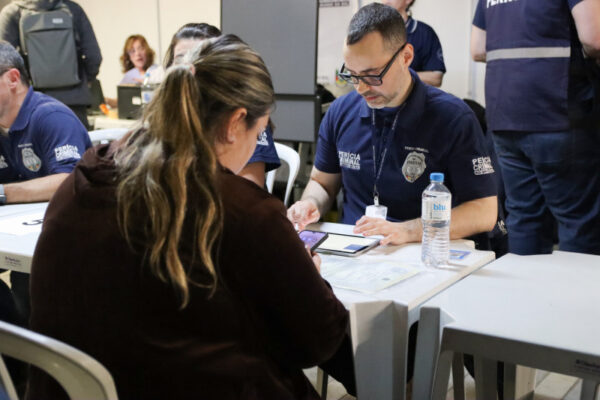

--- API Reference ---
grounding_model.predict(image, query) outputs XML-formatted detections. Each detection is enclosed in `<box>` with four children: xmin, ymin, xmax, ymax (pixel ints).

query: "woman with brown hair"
<box><xmin>119</xmin><ymin>34</ymin><xmax>158</xmax><ymax>84</ymax></box>
<box><xmin>163</xmin><ymin>22</ymin><xmax>281</xmax><ymax>187</ymax></box>
<box><xmin>28</xmin><ymin>35</ymin><xmax>352</xmax><ymax>399</ymax></box>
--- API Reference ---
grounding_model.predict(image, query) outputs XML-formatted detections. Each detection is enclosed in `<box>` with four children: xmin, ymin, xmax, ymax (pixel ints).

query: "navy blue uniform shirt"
<box><xmin>315</xmin><ymin>70</ymin><xmax>497</xmax><ymax>225</ymax></box>
<box><xmin>406</xmin><ymin>17</ymin><xmax>446</xmax><ymax>73</ymax></box>
<box><xmin>248</xmin><ymin>125</ymin><xmax>281</xmax><ymax>172</ymax></box>
<box><xmin>473</xmin><ymin>0</ymin><xmax>589</xmax><ymax>132</ymax></box>
<box><xmin>0</xmin><ymin>87</ymin><xmax>91</xmax><ymax>183</ymax></box>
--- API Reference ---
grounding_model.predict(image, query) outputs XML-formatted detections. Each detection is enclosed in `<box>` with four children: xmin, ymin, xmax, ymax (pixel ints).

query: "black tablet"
<box><xmin>315</xmin><ymin>232</ymin><xmax>380</xmax><ymax>257</ymax></box>
<box><xmin>299</xmin><ymin>230</ymin><xmax>329</xmax><ymax>251</ymax></box>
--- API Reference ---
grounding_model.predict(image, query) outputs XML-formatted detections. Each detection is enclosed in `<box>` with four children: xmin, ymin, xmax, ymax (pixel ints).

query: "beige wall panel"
<box><xmin>78</xmin><ymin>0</ymin><xmax>161</xmax><ymax>98</ymax></box>
<box><xmin>410</xmin><ymin>0</ymin><xmax>472</xmax><ymax>100</ymax></box>
<box><xmin>157</xmin><ymin>0</ymin><xmax>221</xmax><ymax>63</ymax></box>
<box><xmin>77</xmin><ymin>0</ymin><xmax>484</xmax><ymax>106</ymax></box>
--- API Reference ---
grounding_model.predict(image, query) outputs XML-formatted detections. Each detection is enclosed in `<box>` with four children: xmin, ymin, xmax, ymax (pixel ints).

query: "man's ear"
<box><xmin>402</xmin><ymin>43</ymin><xmax>415</xmax><ymax>67</ymax></box>
<box><xmin>4</xmin><ymin>69</ymin><xmax>22</xmax><ymax>89</ymax></box>
<box><xmin>223</xmin><ymin>107</ymin><xmax>248</xmax><ymax>143</ymax></box>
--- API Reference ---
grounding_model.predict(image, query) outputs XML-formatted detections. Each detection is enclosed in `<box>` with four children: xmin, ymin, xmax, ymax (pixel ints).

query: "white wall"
<box><xmin>411</xmin><ymin>0</ymin><xmax>473</xmax><ymax>99</ymax></box>
<box><xmin>77</xmin><ymin>0</ymin><xmax>220</xmax><ymax>99</ymax></box>
<box><xmin>79</xmin><ymin>0</ymin><xmax>485</xmax><ymax>103</ymax></box>
<box><xmin>403</xmin><ymin>0</ymin><xmax>486</xmax><ymax>103</ymax></box>
<box><xmin>319</xmin><ymin>0</ymin><xmax>485</xmax><ymax>103</ymax></box>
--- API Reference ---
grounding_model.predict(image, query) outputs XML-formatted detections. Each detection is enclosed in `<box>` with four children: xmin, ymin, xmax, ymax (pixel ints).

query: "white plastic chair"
<box><xmin>88</xmin><ymin>128</ymin><xmax>129</xmax><ymax>145</ymax></box>
<box><xmin>0</xmin><ymin>320</ymin><xmax>118</xmax><ymax>400</ymax></box>
<box><xmin>266</xmin><ymin>142</ymin><xmax>300</xmax><ymax>206</ymax></box>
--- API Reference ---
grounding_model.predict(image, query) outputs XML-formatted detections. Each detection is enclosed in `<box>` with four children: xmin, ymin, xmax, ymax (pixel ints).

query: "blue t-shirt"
<box><xmin>406</xmin><ymin>17</ymin><xmax>446</xmax><ymax>73</ymax></box>
<box><xmin>0</xmin><ymin>88</ymin><xmax>91</xmax><ymax>183</ymax></box>
<box><xmin>247</xmin><ymin>125</ymin><xmax>281</xmax><ymax>172</ymax></box>
<box><xmin>314</xmin><ymin>70</ymin><xmax>497</xmax><ymax>225</ymax></box>
<box><xmin>473</xmin><ymin>0</ymin><xmax>589</xmax><ymax>132</ymax></box>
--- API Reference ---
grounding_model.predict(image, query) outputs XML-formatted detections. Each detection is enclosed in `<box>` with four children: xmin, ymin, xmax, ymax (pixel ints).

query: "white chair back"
<box><xmin>88</xmin><ymin>128</ymin><xmax>129</xmax><ymax>145</ymax></box>
<box><xmin>0</xmin><ymin>320</ymin><xmax>118</xmax><ymax>400</ymax></box>
<box><xmin>266</xmin><ymin>142</ymin><xmax>300</xmax><ymax>206</ymax></box>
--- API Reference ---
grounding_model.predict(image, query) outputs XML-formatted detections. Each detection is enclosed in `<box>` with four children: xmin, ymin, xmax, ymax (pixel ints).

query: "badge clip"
<box><xmin>365</xmin><ymin>196</ymin><xmax>387</xmax><ymax>219</ymax></box>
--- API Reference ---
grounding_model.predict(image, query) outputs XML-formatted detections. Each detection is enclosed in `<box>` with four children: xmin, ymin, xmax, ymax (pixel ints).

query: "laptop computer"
<box><xmin>117</xmin><ymin>85</ymin><xmax>142</xmax><ymax>120</ymax></box>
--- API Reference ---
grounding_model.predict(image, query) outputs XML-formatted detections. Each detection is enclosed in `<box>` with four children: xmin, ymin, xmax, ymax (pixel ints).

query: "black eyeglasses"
<box><xmin>337</xmin><ymin>42</ymin><xmax>407</xmax><ymax>87</ymax></box>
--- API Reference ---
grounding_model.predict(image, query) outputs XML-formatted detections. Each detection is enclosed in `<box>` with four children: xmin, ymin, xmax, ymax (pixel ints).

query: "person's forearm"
<box><xmin>398</xmin><ymin>218</ymin><xmax>423</xmax><ymax>243</ymax></box>
<box><xmin>471</xmin><ymin>26</ymin><xmax>487</xmax><ymax>62</ymax></box>
<box><xmin>4</xmin><ymin>173</ymin><xmax>69</xmax><ymax>204</ymax></box>
<box><xmin>572</xmin><ymin>0</ymin><xmax>600</xmax><ymax>60</ymax></box>
<box><xmin>417</xmin><ymin>71</ymin><xmax>444</xmax><ymax>87</ymax></box>
<box><xmin>301</xmin><ymin>179</ymin><xmax>335</xmax><ymax>217</ymax></box>
<box><xmin>449</xmin><ymin>196</ymin><xmax>497</xmax><ymax>239</ymax></box>
<box><xmin>105</xmin><ymin>97</ymin><xmax>117</xmax><ymax>109</ymax></box>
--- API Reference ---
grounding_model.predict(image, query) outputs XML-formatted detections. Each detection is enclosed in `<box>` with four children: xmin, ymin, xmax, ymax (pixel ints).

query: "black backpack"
<box><xmin>18</xmin><ymin>1</ymin><xmax>80</xmax><ymax>89</ymax></box>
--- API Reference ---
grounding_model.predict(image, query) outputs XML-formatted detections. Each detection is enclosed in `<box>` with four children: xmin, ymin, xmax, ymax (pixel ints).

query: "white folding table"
<box><xmin>0</xmin><ymin>202</ymin><xmax>48</xmax><ymax>273</ymax></box>
<box><xmin>0</xmin><ymin>212</ymin><xmax>496</xmax><ymax>400</ymax></box>
<box><xmin>412</xmin><ymin>251</ymin><xmax>600</xmax><ymax>400</ymax></box>
<box><xmin>311</xmin><ymin>222</ymin><xmax>495</xmax><ymax>400</ymax></box>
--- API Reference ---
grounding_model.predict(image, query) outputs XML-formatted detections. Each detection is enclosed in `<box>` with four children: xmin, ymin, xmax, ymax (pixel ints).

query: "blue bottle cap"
<box><xmin>430</xmin><ymin>172</ymin><xmax>444</xmax><ymax>182</ymax></box>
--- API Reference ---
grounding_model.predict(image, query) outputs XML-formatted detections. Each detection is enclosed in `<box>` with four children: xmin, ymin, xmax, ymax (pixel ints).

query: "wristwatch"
<box><xmin>0</xmin><ymin>184</ymin><xmax>6</xmax><ymax>205</ymax></box>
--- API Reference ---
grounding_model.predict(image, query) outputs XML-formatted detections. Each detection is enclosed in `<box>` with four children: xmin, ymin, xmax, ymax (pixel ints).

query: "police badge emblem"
<box><xmin>402</xmin><ymin>151</ymin><xmax>426</xmax><ymax>183</ymax></box>
<box><xmin>22</xmin><ymin>147</ymin><xmax>42</xmax><ymax>172</ymax></box>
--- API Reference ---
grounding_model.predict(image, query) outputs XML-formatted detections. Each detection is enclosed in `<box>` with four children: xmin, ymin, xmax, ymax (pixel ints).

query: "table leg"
<box><xmin>412</xmin><ymin>307</ymin><xmax>455</xmax><ymax>400</ymax></box>
<box><xmin>350</xmin><ymin>301</ymin><xmax>406</xmax><ymax>400</ymax></box>
<box><xmin>452</xmin><ymin>353</ymin><xmax>465</xmax><ymax>400</ymax></box>
<box><xmin>474</xmin><ymin>355</ymin><xmax>498</xmax><ymax>400</ymax></box>
<box><xmin>580</xmin><ymin>380</ymin><xmax>599</xmax><ymax>400</ymax></box>
<box><xmin>316</xmin><ymin>368</ymin><xmax>328</xmax><ymax>399</ymax></box>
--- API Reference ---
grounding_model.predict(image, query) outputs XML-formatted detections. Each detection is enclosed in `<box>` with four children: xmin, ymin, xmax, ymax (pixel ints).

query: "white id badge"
<box><xmin>365</xmin><ymin>204</ymin><xmax>387</xmax><ymax>219</ymax></box>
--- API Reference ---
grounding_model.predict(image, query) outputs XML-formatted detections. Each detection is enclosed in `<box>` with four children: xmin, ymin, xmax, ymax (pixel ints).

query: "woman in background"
<box><xmin>119</xmin><ymin>34</ymin><xmax>159</xmax><ymax>84</ymax></box>
<box><xmin>105</xmin><ymin>34</ymin><xmax>161</xmax><ymax>107</ymax></box>
<box><xmin>28</xmin><ymin>35</ymin><xmax>352</xmax><ymax>399</ymax></box>
<box><xmin>165</xmin><ymin>22</ymin><xmax>280</xmax><ymax>187</ymax></box>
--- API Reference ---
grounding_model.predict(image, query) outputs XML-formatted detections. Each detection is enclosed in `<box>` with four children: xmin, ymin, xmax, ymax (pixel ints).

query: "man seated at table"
<box><xmin>0</xmin><ymin>41</ymin><xmax>91</xmax><ymax>324</ymax></box>
<box><xmin>288</xmin><ymin>3</ymin><xmax>498</xmax><ymax>246</ymax></box>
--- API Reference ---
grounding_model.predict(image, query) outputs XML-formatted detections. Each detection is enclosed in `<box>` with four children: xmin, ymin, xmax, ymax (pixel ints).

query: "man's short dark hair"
<box><xmin>347</xmin><ymin>3</ymin><xmax>406</xmax><ymax>50</ymax></box>
<box><xmin>0</xmin><ymin>41</ymin><xmax>29</xmax><ymax>84</ymax></box>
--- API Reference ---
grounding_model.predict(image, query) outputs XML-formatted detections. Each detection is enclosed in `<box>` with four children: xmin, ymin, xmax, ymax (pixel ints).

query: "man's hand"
<box><xmin>287</xmin><ymin>199</ymin><xmax>321</xmax><ymax>231</ymax></box>
<box><xmin>353</xmin><ymin>216</ymin><xmax>422</xmax><ymax>246</ymax></box>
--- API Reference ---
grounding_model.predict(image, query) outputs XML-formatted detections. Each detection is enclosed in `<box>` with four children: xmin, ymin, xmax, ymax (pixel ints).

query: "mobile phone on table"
<box><xmin>298</xmin><ymin>230</ymin><xmax>329</xmax><ymax>251</ymax></box>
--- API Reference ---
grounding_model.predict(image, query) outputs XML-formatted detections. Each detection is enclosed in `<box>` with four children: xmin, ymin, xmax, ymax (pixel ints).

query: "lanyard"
<box><xmin>371</xmin><ymin>108</ymin><xmax>401</xmax><ymax>205</ymax></box>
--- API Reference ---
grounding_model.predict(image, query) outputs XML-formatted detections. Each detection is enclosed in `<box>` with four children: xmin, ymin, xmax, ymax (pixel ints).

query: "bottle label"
<box><xmin>422</xmin><ymin>199</ymin><xmax>451</xmax><ymax>221</ymax></box>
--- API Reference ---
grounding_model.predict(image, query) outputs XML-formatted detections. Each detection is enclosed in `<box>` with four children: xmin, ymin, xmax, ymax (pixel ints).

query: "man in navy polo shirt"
<box><xmin>0</xmin><ymin>41</ymin><xmax>91</xmax><ymax>324</ymax></box>
<box><xmin>471</xmin><ymin>0</ymin><xmax>600</xmax><ymax>255</ymax></box>
<box><xmin>0</xmin><ymin>42</ymin><xmax>91</xmax><ymax>205</ymax></box>
<box><xmin>289</xmin><ymin>3</ymin><xmax>498</xmax><ymax>247</ymax></box>
<box><xmin>383</xmin><ymin>0</ymin><xmax>446</xmax><ymax>87</ymax></box>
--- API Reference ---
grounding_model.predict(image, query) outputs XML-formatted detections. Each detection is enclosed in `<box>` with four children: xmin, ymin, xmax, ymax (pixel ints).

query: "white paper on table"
<box><xmin>0</xmin><ymin>211</ymin><xmax>45</xmax><ymax>236</ymax></box>
<box><xmin>320</xmin><ymin>254</ymin><xmax>420</xmax><ymax>294</ymax></box>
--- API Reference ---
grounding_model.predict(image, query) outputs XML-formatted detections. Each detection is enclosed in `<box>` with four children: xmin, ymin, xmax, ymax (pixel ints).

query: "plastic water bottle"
<box><xmin>141</xmin><ymin>72</ymin><xmax>154</xmax><ymax>105</ymax></box>
<box><xmin>421</xmin><ymin>172</ymin><xmax>451</xmax><ymax>267</ymax></box>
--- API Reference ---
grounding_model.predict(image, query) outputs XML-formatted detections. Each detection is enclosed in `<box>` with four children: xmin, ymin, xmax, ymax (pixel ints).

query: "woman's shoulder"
<box><xmin>219</xmin><ymin>169</ymin><xmax>281</xmax><ymax>204</ymax></box>
<box><xmin>218</xmin><ymin>169</ymin><xmax>287</xmax><ymax>223</ymax></box>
